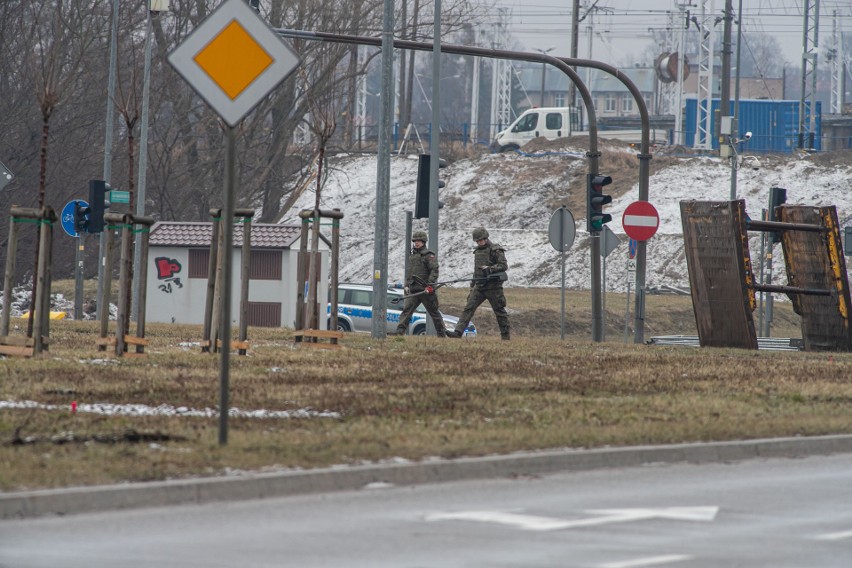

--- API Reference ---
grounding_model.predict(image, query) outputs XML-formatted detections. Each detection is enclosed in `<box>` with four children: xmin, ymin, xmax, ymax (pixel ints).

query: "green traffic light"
<box><xmin>586</xmin><ymin>173</ymin><xmax>613</xmax><ymax>233</ymax></box>
<box><xmin>590</xmin><ymin>213</ymin><xmax>613</xmax><ymax>232</ymax></box>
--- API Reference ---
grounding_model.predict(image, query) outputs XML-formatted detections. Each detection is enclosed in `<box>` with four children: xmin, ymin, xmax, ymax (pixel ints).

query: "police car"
<box><xmin>328</xmin><ymin>283</ymin><xmax>476</xmax><ymax>336</ymax></box>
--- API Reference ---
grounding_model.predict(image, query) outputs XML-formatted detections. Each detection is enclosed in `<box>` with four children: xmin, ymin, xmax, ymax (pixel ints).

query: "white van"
<box><xmin>490</xmin><ymin>107</ymin><xmax>571</xmax><ymax>153</ymax></box>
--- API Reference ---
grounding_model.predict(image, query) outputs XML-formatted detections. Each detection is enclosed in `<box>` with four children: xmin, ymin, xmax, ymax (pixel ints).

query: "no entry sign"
<box><xmin>622</xmin><ymin>201</ymin><xmax>660</xmax><ymax>241</ymax></box>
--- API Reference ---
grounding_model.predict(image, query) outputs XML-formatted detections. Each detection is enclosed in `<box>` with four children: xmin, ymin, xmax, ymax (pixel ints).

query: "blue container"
<box><xmin>684</xmin><ymin>99</ymin><xmax>821</xmax><ymax>153</ymax></box>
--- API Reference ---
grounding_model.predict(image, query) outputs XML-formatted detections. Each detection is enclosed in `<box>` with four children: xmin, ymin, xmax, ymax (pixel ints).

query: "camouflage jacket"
<box><xmin>406</xmin><ymin>247</ymin><xmax>439</xmax><ymax>290</ymax></box>
<box><xmin>472</xmin><ymin>241</ymin><xmax>508</xmax><ymax>288</ymax></box>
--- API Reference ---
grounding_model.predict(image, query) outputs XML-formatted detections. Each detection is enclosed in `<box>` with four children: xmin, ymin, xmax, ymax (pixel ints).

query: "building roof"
<box><xmin>149</xmin><ymin>221</ymin><xmax>305</xmax><ymax>249</ymax></box>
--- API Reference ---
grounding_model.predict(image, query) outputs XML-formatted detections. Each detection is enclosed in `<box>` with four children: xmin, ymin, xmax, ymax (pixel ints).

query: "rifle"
<box><xmin>389</xmin><ymin>272</ymin><xmax>508</xmax><ymax>303</ymax></box>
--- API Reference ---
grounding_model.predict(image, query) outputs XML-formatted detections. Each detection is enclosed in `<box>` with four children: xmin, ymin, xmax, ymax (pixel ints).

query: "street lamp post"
<box><xmin>535</xmin><ymin>47</ymin><xmax>555</xmax><ymax>106</ymax></box>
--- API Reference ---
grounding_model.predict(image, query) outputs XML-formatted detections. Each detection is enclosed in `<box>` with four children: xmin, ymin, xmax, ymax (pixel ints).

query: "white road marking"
<box><xmin>424</xmin><ymin>511</ymin><xmax>578</xmax><ymax>531</ymax></box>
<box><xmin>814</xmin><ymin>529</ymin><xmax>852</xmax><ymax>541</ymax></box>
<box><xmin>599</xmin><ymin>554</ymin><xmax>692</xmax><ymax>568</ymax></box>
<box><xmin>425</xmin><ymin>507</ymin><xmax>718</xmax><ymax>531</ymax></box>
<box><xmin>588</xmin><ymin>507</ymin><xmax>718</xmax><ymax>522</ymax></box>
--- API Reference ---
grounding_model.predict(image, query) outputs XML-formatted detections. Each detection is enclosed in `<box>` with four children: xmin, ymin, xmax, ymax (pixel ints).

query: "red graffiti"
<box><xmin>155</xmin><ymin>257</ymin><xmax>182</xmax><ymax>279</ymax></box>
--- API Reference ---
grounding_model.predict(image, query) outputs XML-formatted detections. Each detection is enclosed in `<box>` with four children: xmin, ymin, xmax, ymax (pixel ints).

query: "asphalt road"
<box><xmin>2</xmin><ymin>453</ymin><xmax>851</xmax><ymax>567</ymax></box>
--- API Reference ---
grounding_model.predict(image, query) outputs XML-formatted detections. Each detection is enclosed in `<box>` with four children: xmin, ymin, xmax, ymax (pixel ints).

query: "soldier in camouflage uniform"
<box><xmin>390</xmin><ymin>231</ymin><xmax>447</xmax><ymax>337</ymax></box>
<box><xmin>448</xmin><ymin>227</ymin><xmax>511</xmax><ymax>339</ymax></box>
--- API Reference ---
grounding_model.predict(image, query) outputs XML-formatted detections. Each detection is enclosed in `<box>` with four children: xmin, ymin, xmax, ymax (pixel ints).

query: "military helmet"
<box><xmin>472</xmin><ymin>227</ymin><xmax>489</xmax><ymax>241</ymax></box>
<box><xmin>411</xmin><ymin>230</ymin><xmax>428</xmax><ymax>242</ymax></box>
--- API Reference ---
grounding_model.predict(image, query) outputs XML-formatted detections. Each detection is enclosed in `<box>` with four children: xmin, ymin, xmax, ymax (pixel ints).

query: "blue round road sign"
<box><xmin>61</xmin><ymin>200</ymin><xmax>88</xmax><ymax>238</ymax></box>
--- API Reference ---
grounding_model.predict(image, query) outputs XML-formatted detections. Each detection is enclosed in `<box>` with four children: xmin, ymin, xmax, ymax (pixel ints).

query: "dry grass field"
<box><xmin>1</xmin><ymin>286</ymin><xmax>847</xmax><ymax>493</ymax></box>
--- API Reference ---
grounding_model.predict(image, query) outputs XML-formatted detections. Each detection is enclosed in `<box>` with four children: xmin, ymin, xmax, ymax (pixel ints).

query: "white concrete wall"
<box><xmin>146</xmin><ymin>241</ymin><xmax>329</xmax><ymax>328</ymax></box>
<box><xmin>147</xmin><ymin>246</ymin><xmax>205</xmax><ymax>325</ymax></box>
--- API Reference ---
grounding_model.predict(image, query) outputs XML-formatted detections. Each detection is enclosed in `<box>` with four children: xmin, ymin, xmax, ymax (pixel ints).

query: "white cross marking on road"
<box><xmin>599</xmin><ymin>554</ymin><xmax>692</xmax><ymax>568</ymax></box>
<box><xmin>425</xmin><ymin>507</ymin><xmax>718</xmax><ymax>531</ymax></box>
<box><xmin>814</xmin><ymin>529</ymin><xmax>852</xmax><ymax>541</ymax></box>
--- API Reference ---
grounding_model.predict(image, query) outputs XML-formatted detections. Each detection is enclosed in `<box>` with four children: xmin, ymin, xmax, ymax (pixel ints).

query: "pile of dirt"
<box><xmin>498</xmin><ymin>136</ymin><xmax>686</xmax><ymax>205</ymax></box>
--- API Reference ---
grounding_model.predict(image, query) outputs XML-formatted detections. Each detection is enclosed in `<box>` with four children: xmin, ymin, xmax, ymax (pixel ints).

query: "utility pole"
<box><xmin>578</xmin><ymin>1</ymin><xmax>610</xmax><ymax>130</ymax></box>
<box><xmin>829</xmin><ymin>10</ymin><xmax>843</xmax><ymax>115</ymax></box>
<box><xmin>798</xmin><ymin>0</ymin><xmax>820</xmax><ymax>149</ymax></box>
<box><xmin>674</xmin><ymin>2</ymin><xmax>690</xmax><ymax>146</ymax></box>
<box><xmin>535</xmin><ymin>47</ymin><xmax>555</xmax><ymax>107</ymax></box>
<box><xmin>693</xmin><ymin>0</ymin><xmax>715</xmax><ymax>150</ymax></box>
<box><xmin>730</xmin><ymin>0</ymin><xmax>744</xmax><ymax>200</ymax></box>
<box><xmin>469</xmin><ymin>26</ymin><xmax>480</xmax><ymax>144</ymax></box>
<box><xmin>426</xmin><ymin>0</ymin><xmax>441</xmax><ymax>338</ymax></box>
<box><xmin>719</xmin><ymin>0</ymin><xmax>733</xmax><ymax>145</ymax></box>
<box><xmin>489</xmin><ymin>8</ymin><xmax>512</xmax><ymax>139</ymax></box>
<box><xmin>569</xmin><ymin>0</ymin><xmax>580</xmax><ymax>129</ymax></box>
<box><xmin>371</xmin><ymin>0</ymin><xmax>394</xmax><ymax>339</ymax></box>
<box><xmin>97</xmin><ymin>0</ymin><xmax>120</xmax><ymax>320</ymax></box>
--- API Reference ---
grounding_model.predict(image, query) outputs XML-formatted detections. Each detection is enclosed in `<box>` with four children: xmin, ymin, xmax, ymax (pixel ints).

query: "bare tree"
<box><xmin>0</xmin><ymin>0</ymin><xmax>493</xmax><ymax>298</ymax></box>
<box><xmin>21</xmin><ymin>0</ymin><xmax>104</xmax><ymax>330</ymax></box>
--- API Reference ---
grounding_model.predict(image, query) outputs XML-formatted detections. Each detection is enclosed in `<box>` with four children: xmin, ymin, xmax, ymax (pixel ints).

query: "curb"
<box><xmin>4</xmin><ymin>434</ymin><xmax>852</xmax><ymax>519</ymax></box>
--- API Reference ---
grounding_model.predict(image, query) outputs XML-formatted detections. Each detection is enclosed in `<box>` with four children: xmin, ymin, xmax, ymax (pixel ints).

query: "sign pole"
<box><xmin>624</xmin><ymin>280</ymin><xmax>631</xmax><ymax>343</ymax></box>
<box><xmin>167</xmin><ymin>0</ymin><xmax>302</xmax><ymax>445</ymax></box>
<box><xmin>548</xmin><ymin>206</ymin><xmax>575</xmax><ymax>341</ymax></box>
<box><xmin>622</xmin><ymin>201</ymin><xmax>660</xmax><ymax>344</ymax></box>
<box><xmin>625</xmin><ymin>238</ymin><xmax>636</xmax><ymax>343</ymax></box>
<box><xmin>219</xmin><ymin>126</ymin><xmax>236</xmax><ymax>446</ymax></box>
<box><xmin>560</xmin><ymin>210</ymin><xmax>566</xmax><ymax>340</ymax></box>
<box><xmin>74</xmin><ymin>234</ymin><xmax>84</xmax><ymax>320</ymax></box>
<box><xmin>598</xmin><ymin>227</ymin><xmax>621</xmax><ymax>343</ymax></box>
<box><xmin>602</xmin><ymin>247</ymin><xmax>607</xmax><ymax>341</ymax></box>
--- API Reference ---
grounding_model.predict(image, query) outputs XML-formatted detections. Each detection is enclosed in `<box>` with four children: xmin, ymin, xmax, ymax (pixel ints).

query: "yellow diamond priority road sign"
<box><xmin>168</xmin><ymin>0</ymin><xmax>300</xmax><ymax>127</ymax></box>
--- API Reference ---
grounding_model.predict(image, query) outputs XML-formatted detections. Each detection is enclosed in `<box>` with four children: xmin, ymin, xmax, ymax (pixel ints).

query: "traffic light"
<box><xmin>768</xmin><ymin>186</ymin><xmax>787</xmax><ymax>243</ymax></box>
<box><xmin>586</xmin><ymin>173</ymin><xmax>613</xmax><ymax>233</ymax></box>
<box><xmin>73</xmin><ymin>200</ymin><xmax>91</xmax><ymax>234</ymax></box>
<box><xmin>88</xmin><ymin>179</ymin><xmax>110</xmax><ymax>233</ymax></box>
<box><xmin>414</xmin><ymin>154</ymin><xmax>446</xmax><ymax>219</ymax></box>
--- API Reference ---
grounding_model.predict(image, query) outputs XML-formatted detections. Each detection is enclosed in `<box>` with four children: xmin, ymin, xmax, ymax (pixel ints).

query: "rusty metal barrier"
<box><xmin>681</xmin><ymin>200</ymin><xmax>851</xmax><ymax>351</ymax></box>
<box><xmin>776</xmin><ymin>205</ymin><xmax>852</xmax><ymax>351</ymax></box>
<box><xmin>680</xmin><ymin>200</ymin><xmax>758</xmax><ymax>349</ymax></box>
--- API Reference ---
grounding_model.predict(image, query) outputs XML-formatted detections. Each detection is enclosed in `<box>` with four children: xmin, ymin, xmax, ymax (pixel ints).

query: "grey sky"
<box><xmin>487</xmin><ymin>0</ymin><xmax>851</xmax><ymax>67</ymax></box>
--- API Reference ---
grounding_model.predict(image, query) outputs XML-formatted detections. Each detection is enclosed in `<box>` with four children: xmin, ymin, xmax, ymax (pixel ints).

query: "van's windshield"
<box><xmin>512</xmin><ymin>113</ymin><xmax>538</xmax><ymax>133</ymax></box>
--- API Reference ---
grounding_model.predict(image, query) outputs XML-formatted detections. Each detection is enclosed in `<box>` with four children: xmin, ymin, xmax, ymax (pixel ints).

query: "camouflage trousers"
<box><xmin>396</xmin><ymin>292</ymin><xmax>446</xmax><ymax>336</ymax></box>
<box><xmin>454</xmin><ymin>286</ymin><xmax>510</xmax><ymax>339</ymax></box>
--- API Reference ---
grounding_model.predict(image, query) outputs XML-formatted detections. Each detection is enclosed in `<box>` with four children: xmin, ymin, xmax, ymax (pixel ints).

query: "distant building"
<box><xmin>516</xmin><ymin>66</ymin><xmax>657</xmax><ymax>118</ymax></box>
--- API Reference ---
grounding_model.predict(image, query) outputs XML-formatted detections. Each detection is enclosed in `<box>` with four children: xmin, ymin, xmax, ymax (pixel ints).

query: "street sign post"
<box><xmin>621</xmin><ymin>204</ymin><xmax>657</xmax><ymax>342</ymax></box>
<box><xmin>601</xmin><ymin>225</ymin><xmax>620</xmax><ymax>258</ymax></box>
<box><xmin>624</xmin><ymin>255</ymin><xmax>636</xmax><ymax>343</ymax></box>
<box><xmin>0</xmin><ymin>160</ymin><xmax>13</xmax><ymax>191</ymax></box>
<box><xmin>61</xmin><ymin>200</ymin><xmax>88</xmax><ymax>320</ymax></box>
<box><xmin>622</xmin><ymin>200</ymin><xmax>660</xmax><ymax>241</ymax></box>
<box><xmin>548</xmin><ymin>207</ymin><xmax>575</xmax><ymax>340</ymax></box>
<box><xmin>167</xmin><ymin>0</ymin><xmax>300</xmax><ymax>127</ymax></box>
<box><xmin>109</xmin><ymin>190</ymin><xmax>130</xmax><ymax>204</ymax></box>
<box><xmin>168</xmin><ymin>0</ymin><xmax>301</xmax><ymax>446</ymax></box>
<box><xmin>548</xmin><ymin>207</ymin><xmax>576</xmax><ymax>252</ymax></box>
<box><xmin>600</xmin><ymin>226</ymin><xmax>621</xmax><ymax>341</ymax></box>
<box><xmin>61</xmin><ymin>200</ymin><xmax>87</xmax><ymax>238</ymax></box>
